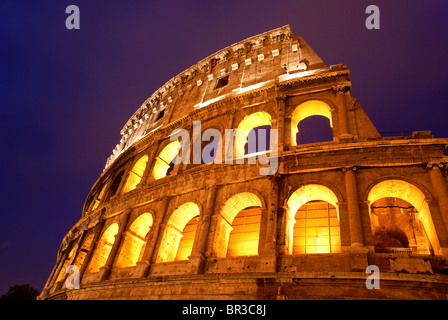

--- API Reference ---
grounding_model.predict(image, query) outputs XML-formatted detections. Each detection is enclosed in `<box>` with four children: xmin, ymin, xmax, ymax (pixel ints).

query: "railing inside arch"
<box><xmin>375</xmin><ymin>247</ymin><xmax>433</xmax><ymax>255</ymax></box>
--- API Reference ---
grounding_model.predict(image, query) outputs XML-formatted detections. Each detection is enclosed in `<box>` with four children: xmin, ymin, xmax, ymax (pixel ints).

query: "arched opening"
<box><xmin>295</xmin><ymin>115</ymin><xmax>333</xmax><ymax>145</ymax></box>
<box><xmin>105</xmin><ymin>171</ymin><xmax>124</xmax><ymax>201</ymax></box>
<box><xmin>367</xmin><ymin>179</ymin><xmax>437</xmax><ymax>255</ymax></box>
<box><xmin>71</xmin><ymin>232</ymin><xmax>94</xmax><ymax>270</ymax></box>
<box><xmin>214</xmin><ymin>192</ymin><xmax>263</xmax><ymax>258</ymax></box>
<box><xmin>244</xmin><ymin>125</ymin><xmax>271</xmax><ymax>155</ymax></box>
<box><xmin>235</xmin><ymin>112</ymin><xmax>272</xmax><ymax>158</ymax></box>
<box><xmin>227</xmin><ymin>206</ymin><xmax>262</xmax><ymax>257</ymax></box>
<box><xmin>122</xmin><ymin>155</ymin><xmax>149</xmax><ymax>193</ymax></box>
<box><xmin>114</xmin><ymin>213</ymin><xmax>153</xmax><ymax>268</ymax></box>
<box><xmin>56</xmin><ymin>245</ymin><xmax>77</xmax><ymax>282</ymax></box>
<box><xmin>152</xmin><ymin>141</ymin><xmax>181</xmax><ymax>180</ymax></box>
<box><xmin>287</xmin><ymin>184</ymin><xmax>341</xmax><ymax>254</ymax></box>
<box><xmin>156</xmin><ymin>202</ymin><xmax>200</xmax><ymax>262</ymax></box>
<box><xmin>175</xmin><ymin>216</ymin><xmax>199</xmax><ymax>261</ymax></box>
<box><xmin>86</xmin><ymin>223</ymin><xmax>119</xmax><ymax>274</ymax></box>
<box><xmin>291</xmin><ymin>100</ymin><xmax>333</xmax><ymax>146</ymax></box>
<box><xmin>90</xmin><ymin>182</ymin><xmax>108</xmax><ymax>211</ymax></box>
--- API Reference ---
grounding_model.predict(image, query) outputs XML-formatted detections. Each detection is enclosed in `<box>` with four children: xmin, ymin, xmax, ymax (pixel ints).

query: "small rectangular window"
<box><xmin>215</xmin><ymin>75</ymin><xmax>229</xmax><ymax>89</ymax></box>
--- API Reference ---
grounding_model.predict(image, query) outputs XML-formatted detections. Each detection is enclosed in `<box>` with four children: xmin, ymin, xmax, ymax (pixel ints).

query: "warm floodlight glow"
<box><xmin>367</xmin><ymin>179</ymin><xmax>440</xmax><ymax>255</ymax></box>
<box><xmin>287</xmin><ymin>184</ymin><xmax>340</xmax><ymax>254</ymax></box>
<box><xmin>156</xmin><ymin>202</ymin><xmax>200</xmax><ymax>263</ymax></box>
<box><xmin>86</xmin><ymin>223</ymin><xmax>119</xmax><ymax>274</ymax></box>
<box><xmin>292</xmin><ymin>201</ymin><xmax>340</xmax><ymax>254</ymax></box>
<box><xmin>152</xmin><ymin>141</ymin><xmax>181</xmax><ymax>180</ymax></box>
<box><xmin>227</xmin><ymin>207</ymin><xmax>261</xmax><ymax>257</ymax></box>
<box><xmin>122</xmin><ymin>155</ymin><xmax>149</xmax><ymax>193</ymax></box>
<box><xmin>234</xmin><ymin>112</ymin><xmax>272</xmax><ymax>158</ymax></box>
<box><xmin>114</xmin><ymin>213</ymin><xmax>153</xmax><ymax>268</ymax></box>
<box><xmin>291</xmin><ymin>100</ymin><xmax>333</xmax><ymax>146</ymax></box>
<box><xmin>214</xmin><ymin>192</ymin><xmax>263</xmax><ymax>258</ymax></box>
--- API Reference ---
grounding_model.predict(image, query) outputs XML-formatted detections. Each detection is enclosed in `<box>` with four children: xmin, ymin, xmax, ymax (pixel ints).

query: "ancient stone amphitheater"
<box><xmin>40</xmin><ymin>25</ymin><xmax>448</xmax><ymax>300</ymax></box>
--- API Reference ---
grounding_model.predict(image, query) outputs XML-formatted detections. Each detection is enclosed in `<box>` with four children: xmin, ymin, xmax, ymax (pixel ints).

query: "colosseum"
<box><xmin>40</xmin><ymin>25</ymin><xmax>448</xmax><ymax>300</ymax></box>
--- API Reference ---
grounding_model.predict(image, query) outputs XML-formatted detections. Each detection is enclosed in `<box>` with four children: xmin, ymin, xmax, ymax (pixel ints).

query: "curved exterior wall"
<box><xmin>40</xmin><ymin>25</ymin><xmax>448</xmax><ymax>300</ymax></box>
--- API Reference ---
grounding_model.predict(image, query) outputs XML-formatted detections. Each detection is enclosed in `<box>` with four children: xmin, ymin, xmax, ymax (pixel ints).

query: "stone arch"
<box><xmin>156</xmin><ymin>202</ymin><xmax>201</xmax><ymax>262</ymax></box>
<box><xmin>105</xmin><ymin>170</ymin><xmax>125</xmax><ymax>201</ymax></box>
<box><xmin>152</xmin><ymin>141</ymin><xmax>181</xmax><ymax>180</ymax></box>
<box><xmin>114</xmin><ymin>212</ymin><xmax>153</xmax><ymax>268</ymax></box>
<box><xmin>234</xmin><ymin>111</ymin><xmax>272</xmax><ymax>158</ymax></box>
<box><xmin>286</xmin><ymin>184</ymin><xmax>342</xmax><ymax>254</ymax></box>
<box><xmin>86</xmin><ymin>222</ymin><xmax>119</xmax><ymax>274</ymax></box>
<box><xmin>214</xmin><ymin>191</ymin><xmax>264</xmax><ymax>257</ymax></box>
<box><xmin>291</xmin><ymin>100</ymin><xmax>334</xmax><ymax>146</ymax></box>
<box><xmin>366</xmin><ymin>178</ymin><xmax>439</xmax><ymax>254</ymax></box>
<box><xmin>122</xmin><ymin>155</ymin><xmax>149</xmax><ymax>193</ymax></box>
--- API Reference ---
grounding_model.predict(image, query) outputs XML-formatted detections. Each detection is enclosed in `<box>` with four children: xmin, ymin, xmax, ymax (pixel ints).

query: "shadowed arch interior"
<box><xmin>367</xmin><ymin>179</ymin><xmax>438</xmax><ymax>254</ymax></box>
<box><xmin>235</xmin><ymin>112</ymin><xmax>272</xmax><ymax>158</ymax></box>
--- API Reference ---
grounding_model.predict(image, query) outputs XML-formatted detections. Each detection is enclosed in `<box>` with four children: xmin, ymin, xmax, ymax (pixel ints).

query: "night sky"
<box><xmin>1</xmin><ymin>1</ymin><xmax>448</xmax><ymax>295</ymax></box>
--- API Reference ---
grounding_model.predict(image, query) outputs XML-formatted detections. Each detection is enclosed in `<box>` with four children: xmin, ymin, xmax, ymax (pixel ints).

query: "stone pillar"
<box><xmin>138</xmin><ymin>147</ymin><xmax>159</xmax><ymax>186</ymax></box>
<box><xmin>263</xmin><ymin>174</ymin><xmax>279</xmax><ymax>253</ymax></box>
<box><xmin>79</xmin><ymin>210</ymin><xmax>107</xmax><ymax>278</ymax></box>
<box><xmin>100</xmin><ymin>209</ymin><xmax>132</xmax><ymax>281</ymax></box>
<box><xmin>427</xmin><ymin>163</ymin><xmax>448</xmax><ymax>253</ymax></box>
<box><xmin>56</xmin><ymin>231</ymin><xmax>88</xmax><ymax>290</ymax></box>
<box><xmin>275</xmin><ymin>96</ymin><xmax>287</xmax><ymax>152</ymax></box>
<box><xmin>333</xmin><ymin>85</ymin><xmax>351</xmax><ymax>138</ymax></box>
<box><xmin>343</xmin><ymin>166</ymin><xmax>363</xmax><ymax>247</ymax></box>
<box><xmin>136</xmin><ymin>196</ymin><xmax>170</xmax><ymax>277</ymax></box>
<box><xmin>41</xmin><ymin>242</ymin><xmax>72</xmax><ymax>297</ymax></box>
<box><xmin>115</xmin><ymin>162</ymin><xmax>133</xmax><ymax>196</ymax></box>
<box><xmin>428</xmin><ymin>163</ymin><xmax>448</xmax><ymax>228</ymax></box>
<box><xmin>191</xmin><ymin>185</ymin><xmax>217</xmax><ymax>258</ymax></box>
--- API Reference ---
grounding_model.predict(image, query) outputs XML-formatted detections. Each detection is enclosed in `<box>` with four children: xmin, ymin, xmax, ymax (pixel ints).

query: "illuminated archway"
<box><xmin>90</xmin><ymin>183</ymin><xmax>108</xmax><ymax>211</ymax></box>
<box><xmin>114</xmin><ymin>213</ymin><xmax>153</xmax><ymax>268</ymax></box>
<box><xmin>72</xmin><ymin>233</ymin><xmax>94</xmax><ymax>270</ymax></box>
<box><xmin>291</xmin><ymin>100</ymin><xmax>333</xmax><ymax>146</ymax></box>
<box><xmin>156</xmin><ymin>202</ymin><xmax>200</xmax><ymax>262</ymax></box>
<box><xmin>122</xmin><ymin>155</ymin><xmax>149</xmax><ymax>193</ymax></box>
<box><xmin>214</xmin><ymin>192</ymin><xmax>263</xmax><ymax>257</ymax></box>
<box><xmin>86</xmin><ymin>223</ymin><xmax>119</xmax><ymax>274</ymax></box>
<box><xmin>287</xmin><ymin>184</ymin><xmax>341</xmax><ymax>254</ymax></box>
<box><xmin>235</xmin><ymin>112</ymin><xmax>272</xmax><ymax>158</ymax></box>
<box><xmin>56</xmin><ymin>245</ymin><xmax>77</xmax><ymax>282</ymax></box>
<box><xmin>367</xmin><ymin>179</ymin><xmax>438</xmax><ymax>254</ymax></box>
<box><xmin>152</xmin><ymin>141</ymin><xmax>181</xmax><ymax>180</ymax></box>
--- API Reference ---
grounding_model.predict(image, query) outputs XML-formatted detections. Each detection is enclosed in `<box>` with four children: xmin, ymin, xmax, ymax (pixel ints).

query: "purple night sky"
<box><xmin>0</xmin><ymin>1</ymin><xmax>447</xmax><ymax>295</ymax></box>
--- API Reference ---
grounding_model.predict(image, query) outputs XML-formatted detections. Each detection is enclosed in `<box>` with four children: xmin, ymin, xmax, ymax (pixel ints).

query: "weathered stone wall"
<box><xmin>39</xmin><ymin>25</ymin><xmax>448</xmax><ymax>300</ymax></box>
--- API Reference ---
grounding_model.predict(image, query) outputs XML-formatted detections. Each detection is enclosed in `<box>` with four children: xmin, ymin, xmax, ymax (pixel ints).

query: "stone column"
<box><xmin>333</xmin><ymin>85</ymin><xmax>351</xmax><ymax>138</ymax></box>
<box><xmin>138</xmin><ymin>147</ymin><xmax>159</xmax><ymax>187</ymax></box>
<box><xmin>100</xmin><ymin>209</ymin><xmax>132</xmax><ymax>281</ymax></box>
<box><xmin>41</xmin><ymin>242</ymin><xmax>72</xmax><ymax>297</ymax></box>
<box><xmin>264</xmin><ymin>174</ymin><xmax>279</xmax><ymax>254</ymax></box>
<box><xmin>427</xmin><ymin>163</ymin><xmax>448</xmax><ymax>252</ymax></box>
<box><xmin>191</xmin><ymin>185</ymin><xmax>217</xmax><ymax>258</ymax></box>
<box><xmin>79</xmin><ymin>210</ymin><xmax>107</xmax><ymax>277</ymax></box>
<box><xmin>136</xmin><ymin>196</ymin><xmax>170</xmax><ymax>277</ymax></box>
<box><xmin>275</xmin><ymin>96</ymin><xmax>287</xmax><ymax>152</ymax></box>
<box><xmin>115</xmin><ymin>162</ymin><xmax>133</xmax><ymax>196</ymax></box>
<box><xmin>343</xmin><ymin>166</ymin><xmax>363</xmax><ymax>247</ymax></box>
<box><xmin>428</xmin><ymin>163</ymin><xmax>448</xmax><ymax>227</ymax></box>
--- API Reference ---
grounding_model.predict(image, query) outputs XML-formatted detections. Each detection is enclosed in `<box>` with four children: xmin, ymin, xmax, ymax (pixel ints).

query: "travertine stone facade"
<box><xmin>40</xmin><ymin>25</ymin><xmax>448</xmax><ymax>300</ymax></box>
